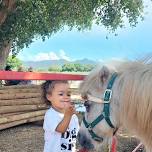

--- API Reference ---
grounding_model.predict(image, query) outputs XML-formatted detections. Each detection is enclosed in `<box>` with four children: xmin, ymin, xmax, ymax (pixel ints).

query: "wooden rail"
<box><xmin>0</xmin><ymin>71</ymin><xmax>86</xmax><ymax>80</ymax></box>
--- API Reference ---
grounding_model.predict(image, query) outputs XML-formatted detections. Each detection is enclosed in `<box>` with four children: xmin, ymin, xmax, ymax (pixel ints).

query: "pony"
<box><xmin>78</xmin><ymin>60</ymin><xmax>152</xmax><ymax>152</ymax></box>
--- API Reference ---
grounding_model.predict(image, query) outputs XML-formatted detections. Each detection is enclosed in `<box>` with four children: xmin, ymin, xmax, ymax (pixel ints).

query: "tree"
<box><xmin>6</xmin><ymin>56</ymin><xmax>22</xmax><ymax>70</ymax></box>
<box><xmin>48</xmin><ymin>65</ymin><xmax>61</xmax><ymax>72</ymax></box>
<box><xmin>62</xmin><ymin>64</ymin><xmax>76</xmax><ymax>72</ymax></box>
<box><xmin>83</xmin><ymin>64</ymin><xmax>95</xmax><ymax>72</ymax></box>
<box><xmin>73</xmin><ymin>63</ymin><xmax>84</xmax><ymax>72</ymax></box>
<box><xmin>61</xmin><ymin>63</ymin><xmax>95</xmax><ymax>72</ymax></box>
<box><xmin>0</xmin><ymin>0</ymin><xmax>144</xmax><ymax>69</ymax></box>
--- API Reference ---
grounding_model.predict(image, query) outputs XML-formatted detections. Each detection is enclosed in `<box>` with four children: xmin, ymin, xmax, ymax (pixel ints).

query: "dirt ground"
<box><xmin>0</xmin><ymin>123</ymin><xmax>43</xmax><ymax>152</ymax></box>
<box><xmin>0</xmin><ymin>122</ymin><xmax>146</xmax><ymax>152</ymax></box>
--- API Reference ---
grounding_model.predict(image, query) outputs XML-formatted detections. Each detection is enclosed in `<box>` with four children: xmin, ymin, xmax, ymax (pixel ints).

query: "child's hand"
<box><xmin>64</xmin><ymin>105</ymin><xmax>76</xmax><ymax>117</ymax></box>
<box><xmin>55</xmin><ymin>104</ymin><xmax>76</xmax><ymax>133</ymax></box>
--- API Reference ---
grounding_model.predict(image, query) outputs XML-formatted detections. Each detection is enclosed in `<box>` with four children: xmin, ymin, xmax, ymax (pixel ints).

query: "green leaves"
<box><xmin>94</xmin><ymin>0</ymin><xmax>144</xmax><ymax>31</ymax></box>
<box><xmin>61</xmin><ymin>63</ymin><xmax>95</xmax><ymax>72</ymax></box>
<box><xmin>0</xmin><ymin>0</ymin><xmax>144</xmax><ymax>55</ymax></box>
<box><xmin>6</xmin><ymin>56</ymin><xmax>22</xmax><ymax>69</ymax></box>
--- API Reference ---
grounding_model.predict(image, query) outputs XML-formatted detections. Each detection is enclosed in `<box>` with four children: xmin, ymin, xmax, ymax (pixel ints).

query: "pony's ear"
<box><xmin>99</xmin><ymin>66</ymin><xmax>110</xmax><ymax>84</ymax></box>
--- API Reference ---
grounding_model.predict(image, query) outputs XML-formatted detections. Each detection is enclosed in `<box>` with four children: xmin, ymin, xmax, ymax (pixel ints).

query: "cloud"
<box><xmin>34</xmin><ymin>52</ymin><xmax>59</xmax><ymax>61</ymax></box>
<box><xmin>59</xmin><ymin>50</ymin><xmax>71</xmax><ymax>61</ymax></box>
<box><xmin>33</xmin><ymin>50</ymin><xmax>71</xmax><ymax>61</ymax></box>
<box><xmin>49</xmin><ymin>52</ymin><xmax>60</xmax><ymax>60</ymax></box>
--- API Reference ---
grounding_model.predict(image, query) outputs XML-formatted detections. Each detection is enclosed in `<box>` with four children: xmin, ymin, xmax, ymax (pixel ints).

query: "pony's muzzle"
<box><xmin>77</xmin><ymin>132</ymin><xmax>94</xmax><ymax>150</ymax></box>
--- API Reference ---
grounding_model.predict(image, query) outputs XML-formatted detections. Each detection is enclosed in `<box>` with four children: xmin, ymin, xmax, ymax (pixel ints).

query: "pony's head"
<box><xmin>78</xmin><ymin>61</ymin><xmax>152</xmax><ymax>151</ymax></box>
<box><xmin>78</xmin><ymin>65</ymin><xmax>121</xmax><ymax>151</ymax></box>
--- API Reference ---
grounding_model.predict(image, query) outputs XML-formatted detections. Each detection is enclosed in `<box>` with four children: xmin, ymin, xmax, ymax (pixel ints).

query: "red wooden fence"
<box><xmin>0</xmin><ymin>71</ymin><xmax>86</xmax><ymax>80</ymax></box>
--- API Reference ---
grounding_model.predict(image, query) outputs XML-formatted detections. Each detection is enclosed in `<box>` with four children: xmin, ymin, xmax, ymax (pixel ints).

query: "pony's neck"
<box><xmin>111</xmin><ymin>71</ymin><xmax>152</xmax><ymax>150</ymax></box>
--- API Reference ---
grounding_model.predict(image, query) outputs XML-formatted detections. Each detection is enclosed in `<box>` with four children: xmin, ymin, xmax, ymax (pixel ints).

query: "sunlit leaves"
<box><xmin>6</xmin><ymin>56</ymin><xmax>22</xmax><ymax>69</ymax></box>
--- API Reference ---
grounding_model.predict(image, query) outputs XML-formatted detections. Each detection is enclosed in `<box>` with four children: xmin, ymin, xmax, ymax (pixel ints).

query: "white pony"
<box><xmin>78</xmin><ymin>60</ymin><xmax>152</xmax><ymax>152</ymax></box>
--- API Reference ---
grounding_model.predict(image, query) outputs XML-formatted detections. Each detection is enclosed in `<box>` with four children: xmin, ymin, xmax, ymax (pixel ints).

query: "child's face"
<box><xmin>47</xmin><ymin>83</ymin><xmax>71</xmax><ymax>112</ymax></box>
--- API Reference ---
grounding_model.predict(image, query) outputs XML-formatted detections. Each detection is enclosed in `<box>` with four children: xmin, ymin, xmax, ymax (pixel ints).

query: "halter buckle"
<box><xmin>103</xmin><ymin>89</ymin><xmax>112</xmax><ymax>103</ymax></box>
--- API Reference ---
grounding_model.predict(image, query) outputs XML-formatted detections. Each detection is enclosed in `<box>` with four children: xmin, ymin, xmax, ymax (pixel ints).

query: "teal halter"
<box><xmin>83</xmin><ymin>73</ymin><xmax>118</xmax><ymax>142</ymax></box>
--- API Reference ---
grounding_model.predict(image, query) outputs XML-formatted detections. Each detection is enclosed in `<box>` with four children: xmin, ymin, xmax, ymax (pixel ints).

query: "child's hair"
<box><xmin>41</xmin><ymin>80</ymin><xmax>69</xmax><ymax>105</ymax></box>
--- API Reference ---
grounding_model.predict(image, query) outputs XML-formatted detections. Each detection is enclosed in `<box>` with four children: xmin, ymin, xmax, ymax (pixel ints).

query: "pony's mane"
<box><xmin>118</xmin><ymin>61</ymin><xmax>152</xmax><ymax>149</ymax></box>
<box><xmin>80</xmin><ymin>60</ymin><xmax>152</xmax><ymax>150</ymax></box>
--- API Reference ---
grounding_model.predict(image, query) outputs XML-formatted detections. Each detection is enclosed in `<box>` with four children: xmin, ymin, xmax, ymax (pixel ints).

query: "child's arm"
<box><xmin>55</xmin><ymin>106</ymin><xmax>75</xmax><ymax>133</ymax></box>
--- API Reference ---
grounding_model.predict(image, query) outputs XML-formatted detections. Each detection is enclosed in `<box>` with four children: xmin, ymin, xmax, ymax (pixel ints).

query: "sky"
<box><xmin>17</xmin><ymin>0</ymin><xmax>152</xmax><ymax>63</ymax></box>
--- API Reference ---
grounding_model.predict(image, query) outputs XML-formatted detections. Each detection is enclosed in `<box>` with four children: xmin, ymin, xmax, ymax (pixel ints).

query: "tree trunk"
<box><xmin>0</xmin><ymin>0</ymin><xmax>16</xmax><ymax>26</ymax></box>
<box><xmin>0</xmin><ymin>41</ymin><xmax>12</xmax><ymax>70</ymax></box>
<box><xmin>0</xmin><ymin>0</ymin><xmax>16</xmax><ymax>70</ymax></box>
<box><xmin>0</xmin><ymin>41</ymin><xmax>11</xmax><ymax>86</ymax></box>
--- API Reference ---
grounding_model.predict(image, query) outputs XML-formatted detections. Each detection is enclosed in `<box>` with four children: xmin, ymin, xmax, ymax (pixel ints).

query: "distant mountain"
<box><xmin>73</xmin><ymin>58</ymin><xmax>97</xmax><ymax>65</ymax></box>
<box><xmin>23</xmin><ymin>59</ymin><xmax>69</xmax><ymax>69</ymax></box>
<box><xmin>23</xmin><ymin>58</ymin><xmax>98</xmax><ymax>69</ymax></box>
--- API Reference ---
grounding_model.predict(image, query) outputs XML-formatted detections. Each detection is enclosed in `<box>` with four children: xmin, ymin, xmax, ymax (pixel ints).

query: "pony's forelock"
<box><xmin>79</xmin><ymin>65</ymin><xmax>111</xmax><ymax>98</ymax></box>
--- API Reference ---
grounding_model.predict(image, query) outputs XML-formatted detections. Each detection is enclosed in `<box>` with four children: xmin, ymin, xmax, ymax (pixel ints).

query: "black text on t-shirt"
<box><xmin>61</xmin><ymin>128</ymin><xmax>77</xmax><ymax>151</ymax></box>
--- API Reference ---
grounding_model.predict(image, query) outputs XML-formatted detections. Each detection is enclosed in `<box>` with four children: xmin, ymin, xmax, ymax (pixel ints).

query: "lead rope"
<box><xmin>110</xmin><ymin>136</ymin><xmax>117</xmax><ymax>152</ymax></box>
<box><xmin>109</xmin><ymin>137</ymin><xmax>143</xmax><ymax>152</ymax></box>
<box><xmin>132</xmin><ymin>143</ymin><xmax>143</xmax><ymax>152</ymax></box>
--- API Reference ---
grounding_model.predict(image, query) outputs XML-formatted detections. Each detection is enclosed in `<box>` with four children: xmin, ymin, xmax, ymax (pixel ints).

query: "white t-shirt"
<box><xmin>43</xmin><ymin>108</ymin><xmax>79</xmax><ymax>152</ymax></box>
